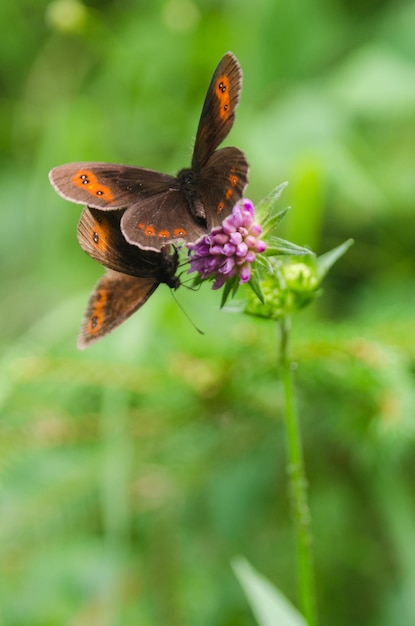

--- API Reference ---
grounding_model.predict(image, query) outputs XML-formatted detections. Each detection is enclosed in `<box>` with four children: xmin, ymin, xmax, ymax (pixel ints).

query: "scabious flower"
<box><xmin>186</xmin><ymin>182</ymin><xmax>353</xmax><ymax>320</ymax></box>
<box><xmin>187</xmin><ymin>199</ymin><xmax>267</xmax><ymax>289</ymax></box>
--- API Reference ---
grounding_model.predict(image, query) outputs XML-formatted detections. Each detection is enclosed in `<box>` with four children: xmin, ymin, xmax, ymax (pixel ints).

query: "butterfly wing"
<box><xmin>192</xmin><ymin>52</ymin><xmax>243</xmax><ymax>170</ymax></box>
<box><xmin>78</xmin><ymin>270</ymin><xmax>160</xmax><ymax>349</ymax></box>
<box><xmin>197</xmin><ymin>147</ymin><xmax>249</xmax><ymax>230</ymax></box>
<box><xmin>50</xmin><ymin>53</ymin><xmax>247</xmax><ymax>255</ymax></box>
<box><xmin>49</xmin><ymin>162</ymin><xmax>176</xmax><ymax>210</ymax></box>
<box><xmin>77</xmin><ymin>206</ymin><xmax>181</xmax><ymax>279</ymax></box>
<box><xmin>120</xmin><ymin>187</ymin><xmax>207</xmax><ymax>252</ymax></box>
<box><xmin>52</xmin><ymin>165</ymin><xmax>208</xmax><ymax>252</ymax></box>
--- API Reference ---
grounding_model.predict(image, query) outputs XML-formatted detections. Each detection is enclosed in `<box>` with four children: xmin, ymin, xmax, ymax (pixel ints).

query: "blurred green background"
<box><xmin>1</xmin><ymin>0</ymin><xmax>415</xmax><ymax>624</ymax></box>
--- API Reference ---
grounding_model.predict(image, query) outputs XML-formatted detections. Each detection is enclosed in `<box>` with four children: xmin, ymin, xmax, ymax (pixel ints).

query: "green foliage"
<box><xmin>233</xmin><ymin>558</ymin><xmax>306</xmax><ymax>626</ymax></box>
<box><xmin>1</xmin><ymin>0</ymin><xmax>415</xmax><ymax>624</ymax></box>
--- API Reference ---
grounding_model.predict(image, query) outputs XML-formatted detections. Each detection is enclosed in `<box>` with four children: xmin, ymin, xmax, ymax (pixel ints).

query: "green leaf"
<box><xmin>256</xmin><ymin>182</ymin><xmax>289</xmax><ymax>219</ymax></box>
<box><xmin>265</xmin><ymin>237</ymin><xmax>313</xmax><ymax>257</ymax></box>
<box><xmin>316</xmin><ymin>238</ymin><xmax>354</xmax><ymax>280</ymax></box>
<box><xmin>262</xmin><ymin>206</ymin><xmax>291</xmax><ymax>233</ymax></box>
<box><xmin>232</xmin><ymin>557</ymin><xmax>307</xmax><ymax>626</ymax></box>
<box><xmin>249</xmin><ymin>272</ymin><xmax>265</xmax><ymax>304</ymax></box>
<box><xmin>220</xmin><ymin>275</ymin><xmax>239</xmax><ymax>308</ymax></box>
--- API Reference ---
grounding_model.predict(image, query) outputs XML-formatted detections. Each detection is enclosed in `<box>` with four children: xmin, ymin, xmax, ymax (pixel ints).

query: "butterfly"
<box><xmin>48</xmin><ymin>52</ymin><xmax>249</xmax><ymax>252</ymax></box>
<box><xmin>76</xmin><ymin>207</ymin><xmax>180</xmax><ymax>349</ymax></box>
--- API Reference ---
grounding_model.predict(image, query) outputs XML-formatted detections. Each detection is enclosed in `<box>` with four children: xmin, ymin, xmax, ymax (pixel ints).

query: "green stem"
<box><xmin>279</xmin><ymin>314</ymin><xmax>317</xmax><ymax>626</ymax></box>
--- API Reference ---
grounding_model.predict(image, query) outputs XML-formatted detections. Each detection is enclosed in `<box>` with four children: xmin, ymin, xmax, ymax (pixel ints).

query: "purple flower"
<box><xmin>187</xmin><ymin>199</ymin><xmax>267</xmax><ymax>289</ymax></box>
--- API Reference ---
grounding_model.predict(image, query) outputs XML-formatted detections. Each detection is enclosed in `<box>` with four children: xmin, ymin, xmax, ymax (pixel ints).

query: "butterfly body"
<box><xmin>175</xmin><ymin>167</ymin><xmax>205</xmax><ymax>221</ymax></box>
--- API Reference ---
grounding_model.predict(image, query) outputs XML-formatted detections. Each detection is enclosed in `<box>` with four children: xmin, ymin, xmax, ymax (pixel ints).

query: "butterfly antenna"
<box><xmin>170</xmin><ymin>288</ymin><xmax>205</xmax><ymax>335</ymax></box>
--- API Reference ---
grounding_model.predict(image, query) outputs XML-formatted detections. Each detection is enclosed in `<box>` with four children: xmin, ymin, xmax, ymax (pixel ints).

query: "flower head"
<box><xmin>187</xmin><ymin>199</ymin><xmax>267</xmax><ymax>289</ymax></box>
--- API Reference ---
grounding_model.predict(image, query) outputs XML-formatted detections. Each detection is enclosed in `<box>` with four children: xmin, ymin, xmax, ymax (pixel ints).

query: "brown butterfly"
<box><xmin>49</xmin><ymin>52</ymin><xmax>249</xmax><ymax>252</ymax></box>
<box><xmin>76</xmin><ymin>207</ymin><xmax>179</xmax><ymax>349</ymax></box>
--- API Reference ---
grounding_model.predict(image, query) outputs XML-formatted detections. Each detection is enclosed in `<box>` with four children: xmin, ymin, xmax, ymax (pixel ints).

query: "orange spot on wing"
<box><xmin>137</xmin><ymin>223</ymin><xmax>156</xmax><ymax>236</ymax></box>
<box><xmin>215</xmin><ymin>75</ymin><xmax>231</xmax><ymax>121</ymax></box>
<box><xmin>91</xmin><ymin>218</ymin><xmax>110</xmax><ymax>252</ymax></box>
<box><xmin>87</xmin><ymin>289</ymin><xmax>108</xmax><ymax>336</ymax></box>
<box><xmin>73</xmin><ymin>170</ymin><xmax>114</xmax><ymax>202</ymax></box>
<box><xmin>217</xmin><ymin>201</ymin><xmax>225</xmax><ymax>214</ymax></box>
<box><xmin>174</xmin><ymin>227</ymin><xmax>187</xmax><ymax>237</ymax></box>
<box><xmin>229</xmin><ymin>171</ymin><xmax>238</xmax><ymax>187</ymax></box>
<box><xmin>158</xmin><ymin>229</ymin><xmax>171</xmax><ymax>238</ymax></box>
<box><xmin>225</xmin><ymin>188</ymin><xmax>233</xmax><ymax>200</ymax></box>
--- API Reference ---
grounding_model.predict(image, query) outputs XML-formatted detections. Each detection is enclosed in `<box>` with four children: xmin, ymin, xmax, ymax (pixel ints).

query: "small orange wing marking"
<box><xmin>88</xmin><ymin>289</ymin><xmax>108</xmax><ymax>336</ymax></box>
<box><xmin>137</xmin><ymin>223</ymin><xmax>156</xmax><ymax>236</ymax></box>
<box><xmin>158</xmin><ymin>229</ymin><xmax>171</xmax><ymax>238</ymax></box>
<box><xmin>215</xmin><ymin>75</ymin><xmax>231</xmax><ymax>121</ymax></box>
<box><xmin>174</xmin><ymin>228</ymin><xmax>187</xmax><ymax>237</ymax></box>
<box><xmin>73</xmin><ymin>170</ymin><xmax>114</xmax><ymax>202</ymax></box>
<box><xmin>91</xmin><ymin>218</ymin><xmax>110</xmax><ymax>252</ymax></box>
